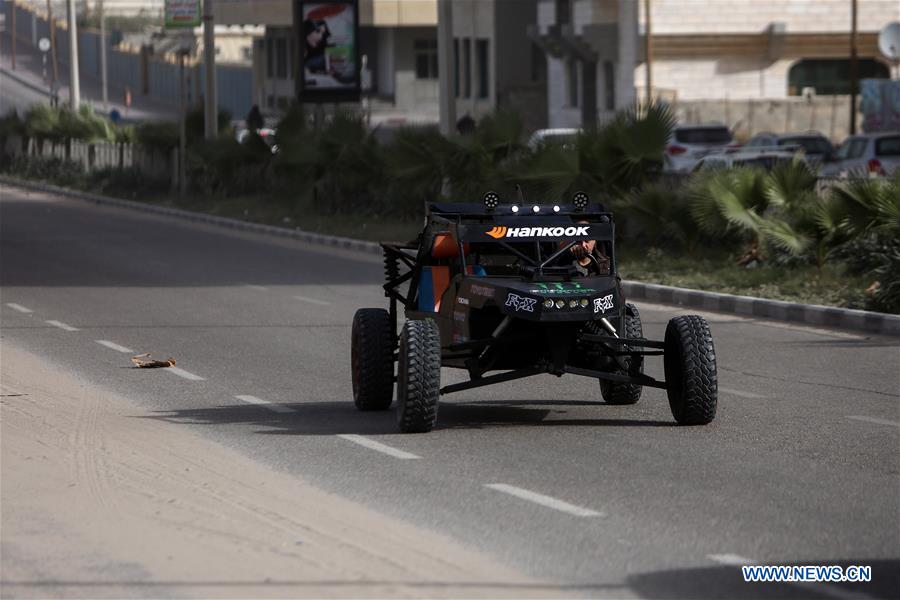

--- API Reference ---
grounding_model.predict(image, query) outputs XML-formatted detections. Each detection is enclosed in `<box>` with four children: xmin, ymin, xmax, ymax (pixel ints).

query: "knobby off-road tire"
<box><xmin>600</xmin><ymin>303</ymin><xmax>644</xmax><ymax>405</ymax></box>
<box><xmin>664</xmin><ymin>315</ymin><xmax>717</xmax><ymax>425</ymax></box>
<box><xmin>351</xmin><ymin>308</ymin><xmax>394</xmax><ymax>411</ymax></box>
<box><xmin>396</xmin><ymin>319</ymin><xmax>441</xmax><ymax>433</ymax></box>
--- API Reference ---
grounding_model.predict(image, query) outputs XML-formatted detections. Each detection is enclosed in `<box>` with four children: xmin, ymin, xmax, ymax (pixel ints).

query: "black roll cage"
<box><xmin>379</xmin><ymin>204</ymin><xmax>670</xmax><ymax>392</ymax></box>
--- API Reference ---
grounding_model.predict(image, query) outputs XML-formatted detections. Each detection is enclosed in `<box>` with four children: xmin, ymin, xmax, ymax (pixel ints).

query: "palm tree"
<box><xmin>513</xmin><ymin>102</ymin><xmax>676</xmax><ymax>202</ymax></box>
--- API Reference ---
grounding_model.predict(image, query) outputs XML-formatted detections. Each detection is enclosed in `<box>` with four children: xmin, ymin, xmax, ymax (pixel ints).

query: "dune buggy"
<box><xmin>351</xmin><ymin>193</ymin><xmax>717</xmax><ymax>433</ymax></box>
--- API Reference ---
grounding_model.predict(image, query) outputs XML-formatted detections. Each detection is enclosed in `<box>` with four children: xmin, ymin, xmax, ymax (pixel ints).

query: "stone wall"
<box><xmin>672</xmin><ymin>96</ymin><xmax>858</xmax><ymax>143</ymax></box>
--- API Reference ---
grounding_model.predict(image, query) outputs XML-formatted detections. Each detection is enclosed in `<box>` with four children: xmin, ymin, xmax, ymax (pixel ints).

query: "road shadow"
<box><xmin>625</xmin><ymin>558</ymin><xmax>899</xmax><ymax>599</ymax></box>
<box><xmin>145</xmin><ymin>399</ymin><xmax>673</xmax><ymax>436</ymax></box>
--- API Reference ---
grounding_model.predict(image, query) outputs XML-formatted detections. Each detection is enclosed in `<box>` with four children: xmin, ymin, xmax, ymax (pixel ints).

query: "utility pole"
<box><xmin>47</xmin><ymin>0</ymin><xmax>58</xmax><ymax>97</ymax></box>
<box><xmin>179</xmin><ymin>49</ymin><xmax>187</xmax><ymax>196</ymax></box>
<box><xmin>203</xmin><ymin>0</ymin><xmax>217</xmax><ymax>139</ymax></box>
<box><xmin>66</xmin><ymin>0</ymin><xmax>79</xmax><ymax>108</ymax></box>
<box><xmin>848</xmin><ymin>0</ymin><xmax>858</xmax><ymax>134</ymax></box>
<box><xmin>437</xmin><ymin>0</ymin><xmax>455</xmax><ymax>135</ymax></box>
<box><xmin>99</xmin><ymin>0</ymin><xmax>108</xmax><ymax>110</ymax></box>
<box><xmin>644</xmin><ymin>0</ymin><xmax>652</xmax><ymax>106</ymax></box>
<box><xmin>10</xmin><ymin>0</ymin><xmax>16</xmax><ymax>71</ymax></box>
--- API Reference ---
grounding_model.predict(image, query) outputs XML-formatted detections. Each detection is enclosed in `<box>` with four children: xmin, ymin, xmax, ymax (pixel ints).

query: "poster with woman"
<box><xmin>296</xmin><ymin>0</ymin><xmax>360</xmax><ymax>102</ymax></box>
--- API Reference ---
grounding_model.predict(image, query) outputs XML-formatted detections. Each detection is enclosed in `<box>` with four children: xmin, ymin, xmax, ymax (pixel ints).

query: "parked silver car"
<box><xmin>820</xmin><ymin>132</ymin><xmax>900</xmax><ymax>178</ymax></box>
<box><xmin>664</xmin><ymin>124</ymin><xmax>735</xmax><ymax>173</ymax></box>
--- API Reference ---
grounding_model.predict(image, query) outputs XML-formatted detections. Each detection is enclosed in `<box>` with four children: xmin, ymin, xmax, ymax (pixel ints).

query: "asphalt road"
<box><xmin>2</xmin><ymin>183</ymin><xmax>898</xmax><ymax>599</ymax></box>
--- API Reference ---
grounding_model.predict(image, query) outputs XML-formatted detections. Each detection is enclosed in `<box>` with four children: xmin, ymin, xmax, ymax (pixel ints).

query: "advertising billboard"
<box><xmin>165</xmin><ymin>0</ymin><xmax>201</xmax><ymax>29</ymax></box>
<box><xmin>295</xmin><ymin>0</ymin><xmax>360</xmax><ymax>103</ymax></box>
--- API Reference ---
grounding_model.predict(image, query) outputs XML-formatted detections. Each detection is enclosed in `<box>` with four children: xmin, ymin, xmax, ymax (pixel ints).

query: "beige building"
<box><xmin>535</xmin><ymin>0</ymin><xmax>898</xmax><ymax>129</ymax></box>
<box><xmin>216</xmin><ymin>0</ymin><xmax>440</xmax><ymax>114</ymax></box>
<box><xmin>639</xmin><ymin>0</ymin><xmax>899</xmax><ymax>101</ymax></box>
<box><xmin>448</xmin><ymin>0</ymin><xmax>547</xmax><ymax>131</ymax></box>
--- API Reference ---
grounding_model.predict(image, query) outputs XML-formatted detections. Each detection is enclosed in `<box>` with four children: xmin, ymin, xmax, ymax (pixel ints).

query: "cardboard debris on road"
<box><xmin>131</xmin><ymin>354</ymin><xmax>177</xmax><ymax>368</ymax></box>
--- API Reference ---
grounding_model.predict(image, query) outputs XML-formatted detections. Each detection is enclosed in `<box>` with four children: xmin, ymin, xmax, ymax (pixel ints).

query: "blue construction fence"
<box><xmin>3</xmin><ymin>1</ymin><xmax>252</xmax><ymax>120</ymax></box>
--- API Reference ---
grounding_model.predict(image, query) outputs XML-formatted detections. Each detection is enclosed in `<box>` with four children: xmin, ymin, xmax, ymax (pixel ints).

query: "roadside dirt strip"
<box><xmin>0</xmin><ymin>344</ymin><xmax>571</xmax><ymax>599</ymax></box>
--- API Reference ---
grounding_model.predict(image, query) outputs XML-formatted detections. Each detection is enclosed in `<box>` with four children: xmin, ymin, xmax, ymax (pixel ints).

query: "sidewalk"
<box><xmin>0</xmin><ymin>33</ymin><xmax>177</xmax><ymax>122</ymax></box>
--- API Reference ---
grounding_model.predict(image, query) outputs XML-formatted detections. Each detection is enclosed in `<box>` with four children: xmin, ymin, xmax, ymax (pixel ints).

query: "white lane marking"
<box><xmin>720</xmin><ymin>387</ymin><xmax>766</xmax><ymax>399</ymax></box>
<box><xmin>165</xmin><ymin>367</ymin><xmax>205</xmax><ymax>381</ymax></box>
<box><xmin>709</xmin><ymin>553</ymin><xmax>756</xmax><ymax>566</ymax></box>
<box><xmin>243</xmin><ymin>284</ymin><xmax>269</xmax><ymax>291</ymax></box>
<box><xmin>336</xmin><ymin>434</ymin><xmax>421</xmax><ymax>460</ymax></box>
<box><xmin>294</xmin><ymin>295</ymin><xmax>330</xmax><ymax>306</ymax></box>
<box><xmin>45</xmin><ymin>320</ymin><xmax>79</xmax><ymax>332</ymax></box>
<box><xmin>709</xmin><ymin>554</ymin><xmax>875</xmax><ymax>600</ymax></box>
<box><xmin>95</xmin><ymin>340</ymin><xmax>135</xmax><ymax>353</ymax></box>
<box><xmin>846</xmin><ymin>415</ymin><xmax>900</xmax><ymax>428</ymax></box>
<box><xmin>485</xmin><ymin>483</ymin><xmax>603</xmax><ymax>517</ymax></box>
<box><xmin>235</xmin><ymin>394</ymin><xmax>294</xmax><ymax>414</ymax></box>
<box><xmin>5</xmin><ymin>303</ymin><xmax>33</xmax><ymax>313</ymax></box>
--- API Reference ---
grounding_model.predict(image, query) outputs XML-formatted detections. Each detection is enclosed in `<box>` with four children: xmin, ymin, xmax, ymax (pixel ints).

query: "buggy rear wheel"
<box><xmin>351</xmin><ymin>308</ymin><xmax>394</xmax><ymax>411</ymax></box>
<box><xmin>600</xmin><ymin>303</ymin><xmax>644</xmax><ymax>405</ymax></box>
<box><xmin>664</xmin><ymin>315</ymin><xmax>717</xmax><ymax>425</ymax></box>
<box><xmin>397</xmin><ymin>319</ymin><xmax>441</xmax><ymax>433</ymax></box>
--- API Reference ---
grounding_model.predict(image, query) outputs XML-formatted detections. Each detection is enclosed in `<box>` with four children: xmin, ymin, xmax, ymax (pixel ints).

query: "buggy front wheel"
<box><xmin>351</xmin><ymin>308</ymin><xmax>395</xmax><ymax>411</ymax></box>
<box><xmin>664</xmin><ymin>315</ymin><xmax>717</xmax><ymax>425</ymax></box>
<box><xmin>600</xmin><ymin>303</ymin><xmax>644</xmax><ymax>405</ymax></box>
<box><xmin>396</xmin><ymin>319</ymin><xmax>441</xmax><ymax>433</ymax></box>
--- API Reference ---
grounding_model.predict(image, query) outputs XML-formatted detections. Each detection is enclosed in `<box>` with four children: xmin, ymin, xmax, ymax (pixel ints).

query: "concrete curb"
<box><xmin>3</xmin><ymin>176</ymin><xmax>898</xmax><ymax>337</ymax></box>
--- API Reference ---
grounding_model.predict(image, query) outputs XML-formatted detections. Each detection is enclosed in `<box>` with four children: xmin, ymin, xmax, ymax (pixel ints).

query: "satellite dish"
<box><xmin>878</xmin><ymin>22</ymin><xmax>900</xmax><ymax>61</ymax></box>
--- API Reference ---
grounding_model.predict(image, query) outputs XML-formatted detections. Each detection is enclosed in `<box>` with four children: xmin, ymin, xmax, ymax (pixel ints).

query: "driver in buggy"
<box><xmin>566</xmin><ymin>221</ymin><xmax>611</xmax><ymax>277</ymax></box>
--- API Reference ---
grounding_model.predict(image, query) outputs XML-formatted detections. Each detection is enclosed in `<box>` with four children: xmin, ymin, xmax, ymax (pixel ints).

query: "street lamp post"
<box><xmin>203</xmin><ymin>0</ymin><xmax>217</xmax><ymax>140</ymax></box>
<box><xmin>66</xmin><ymin>0</ymin><xmax>80</xmax><ymax>109</ymax></box>
<box><xmin>849</xmin><ymin>0</ymin><xmax>858</xmax><ymax>134</ymax></box>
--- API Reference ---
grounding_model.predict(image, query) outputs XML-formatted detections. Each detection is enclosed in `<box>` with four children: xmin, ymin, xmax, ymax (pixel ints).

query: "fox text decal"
<box><xmin>593</xmin><ymin>294</ymin><xmax>614</xmax><ymax>313</ymax></box>
<box><xmin>505</xmin><ymin>293</ymin><xmax>537</xmax><ymax>312</ymax></box>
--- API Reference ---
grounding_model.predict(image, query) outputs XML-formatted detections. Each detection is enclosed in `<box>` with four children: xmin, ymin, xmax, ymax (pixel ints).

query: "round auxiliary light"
<box><xmin>511</xmin><ymin>205</ymin><xmax>520</xmax><ymax>213</ymax></box>
<box><xmin>555</xmin><ymin>299</ymin><xmax>565</xmax><ymax>309</ymax></box>
<box><xmin>568</xmin><ymin>299</ymin><xmax>578</xmax><ymax>309</ymax></box>
<box><xmin>579</xmin><ymin>298</ymin><xmax>589</xmax><ymax>308</ymax></box>
<box><xmin>553</xmin><ymin>205</ymin><xmax>561</xmax><ymax>213</ymax></box>
<box><xmin>572</xmin><ymin>191</ymin><xmax>589</xmax><ymax>210</ymax></box>
<box><xmin>532</xmin><ymin>205</ymin><xmax>540</xmax><ymax>213</ymax></box>
<box><xmin>483</xmin><ymin>191</ymin><xmax>500</xmax><ymax>210</ymax></box>
<box><xmin>543</xmin><ymin>299</ymin><xmax>554</xmax><ymax>309</ymax></box>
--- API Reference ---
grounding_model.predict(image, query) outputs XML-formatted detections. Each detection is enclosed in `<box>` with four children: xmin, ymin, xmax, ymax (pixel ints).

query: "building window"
<box><xmin>242</xmin><ymin>46</ymin><xmax>252</xmax><ymax>62</ymax></box>
<box><xmin>454</xmin><ymin>38</ymin><xmax>460</xmax><ymax>98</ymax></box>
<box><xmin>275</xmin><ymin>37</ymin><xmax>287</xmax><ymax>79</ymax></box>
<box><xmin>266</xmin><ymin>38</ymin><xmax>274</xmax><ymax>78</ymax></box>
<box><xmin>567</xmin><ymin>59</ymin><xmax>579</xmax><ymax>107</ymax></box>
<box><xmin>788</xmin><ymin>58</ymin><xmax>889</xmax><ymax>95</ymax></box>
<box><xmin>414</xmin><ymin>39</ymin><xmax>438</xmax><ymax>80</ymax></box>
<box><xmin>531</xmin><ymin>42</ymin><xmax>546</xmax><ymax>83</ymax></box>
<box><xmin>603</xmin><ymin>61</ymin><xmax>615</xmax><ymax>110</ymax></box>
<box><xmin>463</xmin><ymin>38</ymin><xmax>471</xmax><ymax>98</ymax></box>
<box><xmin>556</xmin><ymin>0</ymin><xmax>571</xmax><ymax>24</ymax></box>
<box><xmin>476</xmin><ymin>39</ymin><xmax>489</xmax><ymax>99</ymax></box>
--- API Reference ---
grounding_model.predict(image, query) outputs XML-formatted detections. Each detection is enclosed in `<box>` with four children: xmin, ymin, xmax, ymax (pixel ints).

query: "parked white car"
<box><xmin>664</xmin><ymin>124</ymin><xmax>735</xmax><ymax>173</ymax></box>
<box><xmin>527</xmin><ymin>128</ymin><xmax>580</xmax><ymax>149</ymax></box>
<box><xmin>744</xmin><ymin>132</ymin><xmax>835</xmax><ymax>167</ymax></box>
<box><xmin>820</xmin><ymin>132</ymin><xmax>900</xmax><ymax>178</ymax></box>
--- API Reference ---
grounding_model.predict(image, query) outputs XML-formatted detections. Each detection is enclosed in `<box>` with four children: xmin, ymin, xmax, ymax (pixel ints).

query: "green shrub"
<box><xmin>135</xmin><ymin>121</ymin><xmax>179</xmax><ymax>152</ymax></box>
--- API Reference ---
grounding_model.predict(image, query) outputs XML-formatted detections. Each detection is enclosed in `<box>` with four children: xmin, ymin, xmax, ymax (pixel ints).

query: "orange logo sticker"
<box><xmin>486</xmin><ymin>226</ymin><xmax>508</xmax><ymax>239</ymax></box>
